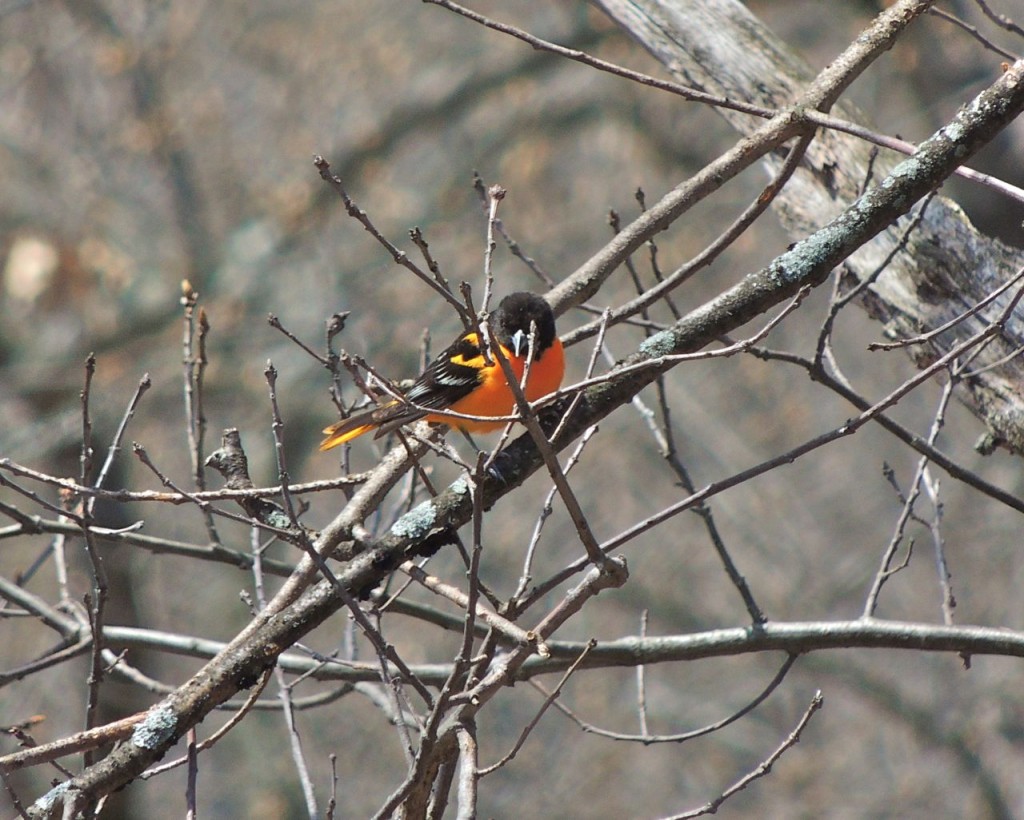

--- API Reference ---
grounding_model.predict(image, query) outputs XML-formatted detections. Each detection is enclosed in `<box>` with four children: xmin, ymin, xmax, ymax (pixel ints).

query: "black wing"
<box><xmin>405</xmin><ymin>333</ymin><xmax>486</xmax><ymax>410</ymax></box>
<box><xmin>365</xmin><ymin>332</ymin><xmax>486</xmax><ymax>437</ymax></box>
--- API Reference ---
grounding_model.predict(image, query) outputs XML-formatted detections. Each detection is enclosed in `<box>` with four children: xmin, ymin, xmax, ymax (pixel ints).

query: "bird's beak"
<box><xmin>510</xmin><ymin>329</ymin><xmax>527</xmax><ymax>358</ymax></box>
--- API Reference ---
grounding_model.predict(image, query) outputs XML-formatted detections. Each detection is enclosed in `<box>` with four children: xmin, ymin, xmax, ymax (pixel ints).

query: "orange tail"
<box><xmin>319</xmin><ymin>413</ymin><xmax>378</xmax><ymax>451</ymax></box>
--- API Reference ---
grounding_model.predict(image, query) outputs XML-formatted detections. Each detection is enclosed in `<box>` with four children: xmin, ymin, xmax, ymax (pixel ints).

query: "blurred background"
<box><xmin>2</xmin><ymin>1</ymin><xmax>1023</xmax><ymax>817</ymax></box>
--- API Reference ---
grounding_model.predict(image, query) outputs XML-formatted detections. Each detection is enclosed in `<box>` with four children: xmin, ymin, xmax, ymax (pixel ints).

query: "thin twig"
<box><xmin>929</xmin><ymin>7</ymin><xmax>1020</xmax><ymax>60</ymax></box>
<box><xmin>477</xmin><ymin>640</ymin><xmax>595</xmax><ymax>776</ymax></box>
<box><xmin>666</xmin><ymin>692</ymin><xmax>824</xmax><ymax>819</ymax></box>
<box><xmin>180</xmin><ymin>282</ymin><xmax>220</xmax><ymax>544</ymax></box>
<box><xmin>923</xmin><ymin>466</ymin><xmax>956</xmax><ymax>626</ymax></box>
<box><xmin>249</xmin><ymin>525</ymin><xmax>319</xmax><ymax>818</ymax></box>
<box><xmin>75</xmin><ymin>355</ymin><xmax>108</xmax><ymax>767</ymax></box>
<box><xmin>862</xmin><ymin>378</ymin><xmax>954</xmax><ymax>617</ymax></box>
<box><xmin>973</xmin><ymin>0</ymin><xmax>1024</xmax><ymax>37</ymax></box>
<box><xmin>472</xmin><ymin>172</ymin><xmax>556</xmax><ymax>288</ymax></box>
<box><xmin>543</xmin><ymin>654</ymin><xmax>798</xmax><ymax>745</ymax></box>
<box><xmin>401</xmin><ymin>561</ymin><xmax>544</xmax><ymax>653</ymax></box>
<box><xmin>90</xmin><ymin>374</ymin><xmax>152</xmax><ymax>504</ymax></box>
<box><xmin>867</xmin><ymin>264</ymin><xmax>1024</xmax><ymax>351</ymax></box>
<box><xmin>314</xmin><ymin>155</ymin><xmax>472</xmax><ymax>328</ymax></box>
<box><xmin>509</xmin><ymin>426</ymin><xmax>597</xmax><ymax>607</ymax></box>
<box><xmin>185</xmin><ymin>727</ymin><xmax>198</xmax><ymax>820</ymax></box>
<box><xmin>79</xmin><ymin>353</ymin><xmax>95</xmax><ymax>488</ymax></box>
<box><xmin>636</xmin><ymin>610</ymin><xmax>650</xmax><ymax>738</ymax></box>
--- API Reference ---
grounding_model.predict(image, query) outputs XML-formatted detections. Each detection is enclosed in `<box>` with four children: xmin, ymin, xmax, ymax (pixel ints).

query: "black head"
<box><xmin>492</xmin><ymin>292</ymin><xmax>557</xmax><ymax>356</ymax></box>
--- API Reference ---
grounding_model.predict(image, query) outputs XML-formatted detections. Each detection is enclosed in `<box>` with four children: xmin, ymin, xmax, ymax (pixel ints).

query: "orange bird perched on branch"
<box><xmin>320</xmin><ymin>292</ymin><xmax>565</xmax><ymax>451</ymax></box>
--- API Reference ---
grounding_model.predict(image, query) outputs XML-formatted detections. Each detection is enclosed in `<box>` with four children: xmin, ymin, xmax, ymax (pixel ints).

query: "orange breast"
<box><xmin>426</xmin><ymin>339</ymin><xmax>565</xmax><ymax>433</ymax></box>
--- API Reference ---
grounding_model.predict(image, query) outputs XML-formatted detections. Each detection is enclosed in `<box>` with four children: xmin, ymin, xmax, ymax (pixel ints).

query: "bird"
<box><xmin>320</xmin><ymin>292</ymin><xmax>564</xmax><ymax>451</ymax></box>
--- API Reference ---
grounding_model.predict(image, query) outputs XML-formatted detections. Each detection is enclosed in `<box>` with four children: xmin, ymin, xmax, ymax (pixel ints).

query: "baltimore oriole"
<box><xmin>320</xmin><ymin>292</ymin><xmax>565</xmax><ymax>451</ymax></box>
